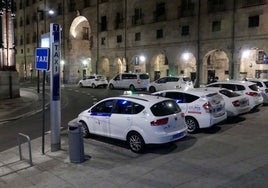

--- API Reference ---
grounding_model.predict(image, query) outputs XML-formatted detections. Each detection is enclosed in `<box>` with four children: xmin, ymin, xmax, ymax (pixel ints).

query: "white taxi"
<box><xmin>152</xmin><ymin>88</ymin><xmax>227</xmax><ymax>133</ymax></box>
<box><xmin>147</xmin><ymin>76</ymin><xmax>193</xmax><ymax>93</ymax></box>
<box><xmin>78</xmin><ymin>75</ymin><xmax>108</xmax><ymax>88</ymax></box>
<box><xmin>77</xmin><ymin>94</ymin><xmax>187</xmax><ymax>153</ymax></box>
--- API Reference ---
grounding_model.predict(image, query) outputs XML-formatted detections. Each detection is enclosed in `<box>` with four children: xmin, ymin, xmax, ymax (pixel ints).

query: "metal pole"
<box><xmin>42</xmin><ymin>70</ymin><xmax>46</xmax><ymax>154</ymax></box>
<box><xmin>36</xmin><ymin>8</ymin><xmax>40</xmax><ymax>93</ymax></box>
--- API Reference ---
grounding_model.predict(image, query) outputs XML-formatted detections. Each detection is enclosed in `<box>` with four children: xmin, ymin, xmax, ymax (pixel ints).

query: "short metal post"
<box><xmin>17</xmin><ymin>133</ymin><xmax>33</xmax><ymax>166</ymax></box>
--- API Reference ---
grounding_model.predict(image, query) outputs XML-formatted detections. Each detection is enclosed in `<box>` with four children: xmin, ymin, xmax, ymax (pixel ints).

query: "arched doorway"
<box><xmin>67</xmin><ymin>15</ymin><xmax>91</xmax><ymax>83</ymax></box>
<box><xmin>150</xmin><ymin>53</ymin><xmax>169</xmax><ymax>81</ymax></box>
<box><xmin>176</xmin><ymin>52</ymin><xmax>197</xmax><ymax>82</ymax></box>
<box><xmin>203</xmin><ymin>49</ymin><xmax>229</xmax><ymax>84</ymax></box>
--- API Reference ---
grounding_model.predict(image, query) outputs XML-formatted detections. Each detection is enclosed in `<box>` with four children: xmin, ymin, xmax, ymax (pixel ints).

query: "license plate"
<box><xmin>172</xmin><ymin>132</ymin><xmax>184</xmax><ymax>139</ymax></box>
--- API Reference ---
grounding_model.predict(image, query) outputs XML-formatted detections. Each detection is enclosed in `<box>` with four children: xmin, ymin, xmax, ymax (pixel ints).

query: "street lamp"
<box><xmin>36</xmin><ymin>8</ymin><xmax>54</xmax><ymax>93</ymax></box>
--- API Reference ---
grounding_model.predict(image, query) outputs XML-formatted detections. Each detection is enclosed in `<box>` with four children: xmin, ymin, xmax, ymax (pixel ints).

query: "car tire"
<box><xmin>185</xmin><ymin>116</ymin><xmax>199</xmax><ymax>133</ymax></box>
<box><xmin>80</xmin><ymin>121</ymin><xmax>90</xmax><ymax>138</ymax></box>
<box><xmin>109</xmin><ymin>84</ymin><xmax>114</xmax><ymax>90</ymax></box>
<box><xmin>127</xmin><ymin>132</ymin><xmax>145</xmax><ymax>153</ymax></box>
<box><xmin>79</xmin><ymin>83</ymin><xmax>83</xmax><ymax>88</ymax></box>
<box><xmin>129</xmin><ymin>85</ymin><xmax>135</xmax><ymax>91</ymax></box>
<box><xmin>92</xmin><ymin>83</ymin><xmax>96</xmax><ymax>89</ymax></box>
<box><xmin>149</xmin><ymin>86</ymin><xmax>156</xmax><ymax>93</ymax></box>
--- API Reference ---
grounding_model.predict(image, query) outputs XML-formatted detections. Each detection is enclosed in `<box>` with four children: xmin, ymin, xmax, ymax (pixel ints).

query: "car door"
<box><xmin>89</xmin><ymin>99</ymin><xmax>115</xmax><ymax>136</ymax></box>
<box><xmin>109</xmin><ymin>99</ymin><xmax>133</xmax><ymax>140</ymax></box>
<box><xmin>155</xmin><ymin>77</ymin><xmax>168</xmax><ymax>91</ymax></box>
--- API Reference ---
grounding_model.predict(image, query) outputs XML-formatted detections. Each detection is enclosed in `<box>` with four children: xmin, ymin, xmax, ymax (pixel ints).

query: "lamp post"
<box><xmin>36</xmin><ymin>8</ymin><xmax>54</xmax><ymax>93</ymax></box>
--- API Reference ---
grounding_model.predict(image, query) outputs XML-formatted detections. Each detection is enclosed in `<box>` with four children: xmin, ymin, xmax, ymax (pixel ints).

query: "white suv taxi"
<box><xmin>207</xmin><ymin>80</ymin><xmax>263</xmax><ymax>110</ymax></box>
<box><xmin>77</xmin><ymin>94</ymin><xmax>187</xmax><ymax>153</ymax></box>
<box><xmin>78</xmin><ymin>75</ymin><xmax>108</xmax><ymax>88</ymax></box>
<box><xmin>152</xmin><ymin>88</ymin><xmax>227</xmax><ymax>133</ymax></box>
<box><xmin>147</xmin><ymin>76</ymin><xmax>193</xmax><ymax>93</ymax></box>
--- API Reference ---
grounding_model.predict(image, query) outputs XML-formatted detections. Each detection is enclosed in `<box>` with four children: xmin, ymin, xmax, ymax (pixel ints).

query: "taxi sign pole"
<box><xmin>35</xmin><ymin>47</ymin><xmax>50</xmax><ymax>154</ymax></box>
<box><xmin>50</xmin><ymin>23</ymin><xmax>61</xmax><ymax>152</ymax></box>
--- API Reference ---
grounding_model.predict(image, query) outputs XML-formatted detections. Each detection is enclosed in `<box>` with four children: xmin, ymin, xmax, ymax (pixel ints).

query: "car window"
<box><xmin>91</xmin><ymin>100</ymin><xmax>115</xmax><ymax>113</ymax></box>
<box><xmin>250</xmin><ymin>81</ymin><xmax>262</xmax><ymax>87</ymax></box>
<box><xmin>236</xmin><ymin>85</ymin><xmax>245</xmax><ymax>91</ymax></box>
<box><xmin>168</xmin><ymin>77</ymin><xmax>179</xmax><ymax>82</ymax></box>
<box><xmin>114</xmin><ymin>75</ymin><xmax>120</xmax><ymax>80</ymax></box>
<box><xmin>263</xmin><ymin>81</ymin><xmax>268</xmax><ymax>88</ymax></box>
<box><xmin>165</xmin><ymin>92</ymin><xmax>184</xmax><ymax>103</ymax></box>
<box><xmin>114</xmin><ymin>100</ymin><xmax>133</xmax><ymax>114</ymax></box>
<box><xmin>222</xmin><ymin>84</ymin><xmax>236</xmax><ymax>91</ymax></box>
<box><xmin>89</xmin><ymin>76</ymin><xmax>94</xmax><ymax>79</ymax></box>
<box><xmin>184</xmin><ymin>93</ymin><xmax>199</xmax><ymax>103</ymax></box>
<box><xmin>150</xmin><ymin>100</ymin><xmax>181</xmax><ymax>117</ymax></box>
<box><xmin>183</xmin><ymin>77</ymin><xmax>191</xmax><ymax>82</ymax></box>
<box><xmin>157</xmin><ymin>77</ymin><xmax>167</xmax><ymax>83</ymax></box>
<box><xmin>248</xmin><ymin>84</ymin><xmax>259</xmax><ymax>91</ymax></box>
<box><xmin>219</xmin><ymin>89</ymin><xmax>240</xmax><ymax>97</ymax></box>
<box><xmin>139</xmin><ymin>74</ymin><xmax>149</xmax><ymax>79</ymax></box>
<box><xmin>133</xmin><ymin>103</ymin><xmax>145</xmax><ymax>114</ymax></box>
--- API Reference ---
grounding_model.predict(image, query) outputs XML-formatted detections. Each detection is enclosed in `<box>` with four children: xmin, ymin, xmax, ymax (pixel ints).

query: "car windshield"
<box><xmin>182</xmin><ymin>77</ymin><xmax>191</xmax><ymax>82</ymax></box>
<box><xmin>150</xmin><ymin>100</ymin><xmax>181</xmax><ymax>116</ymax></box>
<box><xmin>219</xmin><ymin>89</ymin><xmax>240</xmax><ymax>98</ymax></box>
<box><xmin>263</xmin><ymin>81</ymin><xmax>268</xmax><ymax>88</ymax></box>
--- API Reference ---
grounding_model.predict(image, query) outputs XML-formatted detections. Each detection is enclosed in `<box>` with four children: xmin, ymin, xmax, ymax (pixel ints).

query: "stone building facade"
<box><xmin>14</xmin><ymin>0</ymin><xmax>268</xmax><ymax>86</ymax></box>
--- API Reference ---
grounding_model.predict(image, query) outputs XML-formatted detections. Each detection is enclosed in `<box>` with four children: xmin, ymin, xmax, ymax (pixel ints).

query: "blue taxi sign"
<box><xmin>35</xmin><ymin>48</ymin><xmax>50</xmax><ymax>71</ymax></box>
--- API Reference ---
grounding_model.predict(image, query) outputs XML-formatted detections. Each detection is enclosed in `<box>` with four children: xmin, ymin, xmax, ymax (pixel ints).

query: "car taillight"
<box><xmin>151</xmin><ymin>117</ymin><xmax>168</xmax><ymax>126</ymax></box>
<box><xmin>137</xmin><ymin>79</ymin><xmax>141</xmax><ymax>84</ymax></box>
<box><xmin>203</xmin><ymin>102</ymin><xmax>211</xmax><ymax>113</ymax></box>
<box><xmin>246</xmin><ymin>92</ymin><xmax>258</xmax><ymax>96</ymax></box>
<box><xmin>232</xmin><ymin>100</ymin><xmax>240</xmax><ymax>107</ymax></box>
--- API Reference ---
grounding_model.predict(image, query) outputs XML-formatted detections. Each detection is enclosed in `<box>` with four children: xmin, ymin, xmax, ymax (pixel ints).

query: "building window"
<box><xmin>244</xmin><ymin>0</ymin><xmax>265</xmax><ymax>7</ymax></box>
<box><xmin>135</xmin><ymin>32</ymin><xmax>141</xmax><ymax>41</ymax></box>
<box><xmin>117</xmin><ymin>35</ymin><xmax>122</xmax><ymax>43</ymax></box>
<box><xmin>248</xmin><ymin>15</ymin><xmax>259</xmax><ymax>28</ymax></box>
<box><xmin>32</xmin><ymin>12</ymin><xmax>37</xmax><ymax>22</ymax></box>
<box><xmin>20</xmin><ymin>35</ymin><xmax>23</xmax><ymax>45</ymax></box>
<box><xmin>84</xmin><ymin>0</ymin><xmax>90</xmax><ymax>7</ymax></box>
<box><xmin>19</xmin><ymin>17</ymin><xmax>23</xmax><ymax>27</ymax></box>
<box><xmin>69</xmin><ymin>0</ymin><xmax>76</xmax><ymax>12</ymax></box>
<box><xmin>26</xmin><ymin>33</ymin><xmax>30</xmax><ymax>44</ymax></box>
<box><xmin>32</xmin><ymin>32</ymin><xmax>36</xmax><ymax>43</ymax></box>
<box><xmin>212</xmin><ymin>21</ymin><xmax>221</xmax><ymax>32</ymax></box>
<box><xmin>156</xmin><ymin>29</ymin><xmax>163</xmax><ymax>39</ymax></box>
<box><xmin>208</xmin><ymin>0</ymin><xmax>225</xmax><ymax>13</ymax></box>
<box><xmin>154</xmin><ymin>2</ymin><xmax>166</xmax><ymax>22</ymax></box>
<box><xmin>181</xmin><ymin>25</ymin><xmax>189</xmax><ymax>36</ymax></box>
<box><xmin>180</xmin><ymin>0</ymin><xmax>195</xmax><ymax>17</ymax></box>
<box><xmin>101</xmin><ymin>16</ymin><xmax>107</xmax><ymax>31</ymax></box>
<box><xmin>26</xmin><ymin>15</ymin><xmax>30</xmax><ymax>25</ymax></box>
<box><xmin>132</xmin><ymin>8</ymin><xmax>143</xmax><ymax>25</ymax></box>
<box><xmin>57</xmin><ymin>3</ymin><xmax>63</xmax><ymax>15</ymax></box>
<box><xmin>101</xmin><ymin>37</ymin><xmax>106</xmax><ymax>45</ymax></box>
<box><xmin>21</xmin><ymin>49</ymin><xmax>23</xmax><ymax>54</ymax></box>
<box><xmin>82</xmin><ymin>27</ymin><xmax>89</xmax><ymax>40</ymax></box>
<box><xmin>115</xmin><ymin>12</ymin><xmax>124</xmax><ymax>29</ymax></box>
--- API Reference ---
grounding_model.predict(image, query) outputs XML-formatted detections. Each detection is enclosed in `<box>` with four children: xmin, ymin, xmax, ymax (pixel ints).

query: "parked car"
<box><xmin>108</xmin><ymin>73</ymin><xmax>150</xmax><ymax>91</ymax></box>
<box><xmin>152</xmin><ymin>88</ymin><xmax>227</xmax><ymax>133</ymax></box>
<box><xmin>147</xmin><ymin>76</ymin><xmax>194</xmax><ymax>93</ymax></box>
<box><xmin>78</xmin><ymin>75</ymin><xmax>108</xmax><ymax>88</ymax></box>
<box><xmin>77</xmin><ymin>94</ymin><xmax>187</xmax><ymax>153</ymax></box>
<box><xmin>207</xmin><ymin>80</ymin><xmax>263</xmax><ymax>110</ymax></box>
<box><xmin>244</xmin><ymin>78</ymin><xmax>268</xmax><ymax>105</ymax></box>
<box><xmin>204</xmin><ymin>87</ymin><xmax>251</xmax><ymax>117</ymax></box>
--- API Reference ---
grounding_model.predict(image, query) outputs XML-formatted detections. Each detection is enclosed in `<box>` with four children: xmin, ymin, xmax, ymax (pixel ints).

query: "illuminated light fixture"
<box><xmin>83</xmin><ymin>60</ymin><xmax>87</xmax><ymax>66</ymax></box>
<box><xmin>182</xmin><ymin>52</ymin><xmax>190</xmax><ymax>61</ymax></box>
<box><xmin>70</xmin><ymin>16</ymin><xmax>87</xmax><ymax>38</ymax></box>
<box><xmin>139</xmin><ymin>55</ymin><xmax>145</xmax><ymax>62</ymax></box>
<box><xmin>242</xmin><ymin>50</ymin><xmax>250</xmax><ymax>58</ymax></box>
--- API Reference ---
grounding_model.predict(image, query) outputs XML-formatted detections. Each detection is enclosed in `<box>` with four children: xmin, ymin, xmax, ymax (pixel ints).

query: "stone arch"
<box><xmin>239</xmin><ymin>48</ymin><xmax>268</xmax><ymax>79</ymax></box>
<box><xmin>175</xmin><ymin>52</ymin><xmax>197</xmax><ymax>81</ymax></box>
<box><xmin>98</xmin><ymin>57</ymin><xmax>110</xmax><ymax>78</ymax></box>
<box><xmin>67</xmin><ymin>15</ymin><xmax>91</xmax><ymax>83</ymax></box>
<box><xmin>150</xmin><ymin>53</ymin><xmax>169</xmax><ymax>81</ymax></box>
<box><xmin>202</xmin><ymin>49</ymin><xmax>229</xmax><ymax>84</ymax></box>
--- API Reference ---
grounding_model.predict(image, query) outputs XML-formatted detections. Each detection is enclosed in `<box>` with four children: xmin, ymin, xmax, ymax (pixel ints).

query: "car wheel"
<box><xmin>149</xmin><ymin>86</ymin><xmax>156</xmax><ymax>93</ymax></box>
<box><xmin>92</xmin><ymin>83</ymin><xmax>96</xmax><ymax>89</ymax></box>
<box><xmin>79</xmin><ymin>83</ymin><xmax>83</xmax><ymax>88</ymax></box>
<box><xmin>129</xmin><ymin>85</ymin><xmax>135</xmax><ymax>91</ymax></box>
<box><xmin>109</xmin><ymin>84</ymin><xmax>114</xmax><ymax>90</ymax></box>
<box><xmin>127</xmin><ymin>132</ymin><xmax>145</xmax><ymax>153</ymax></box>
<box><xmin>185</xmin><ymin>116</ymin><xmax>199</xmax><ymax>133</ymax></box>
<box><xmin>80</xmin><ymin>121</ymin><xmax>90</xmax><ymax>138</ymax></box>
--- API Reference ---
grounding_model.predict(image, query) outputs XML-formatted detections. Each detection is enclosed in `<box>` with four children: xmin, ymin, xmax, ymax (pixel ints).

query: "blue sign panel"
<box><xmin>35</xmin><ymin>48</ymin><xmax>49</xmax><ymax>71</ymax></box>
